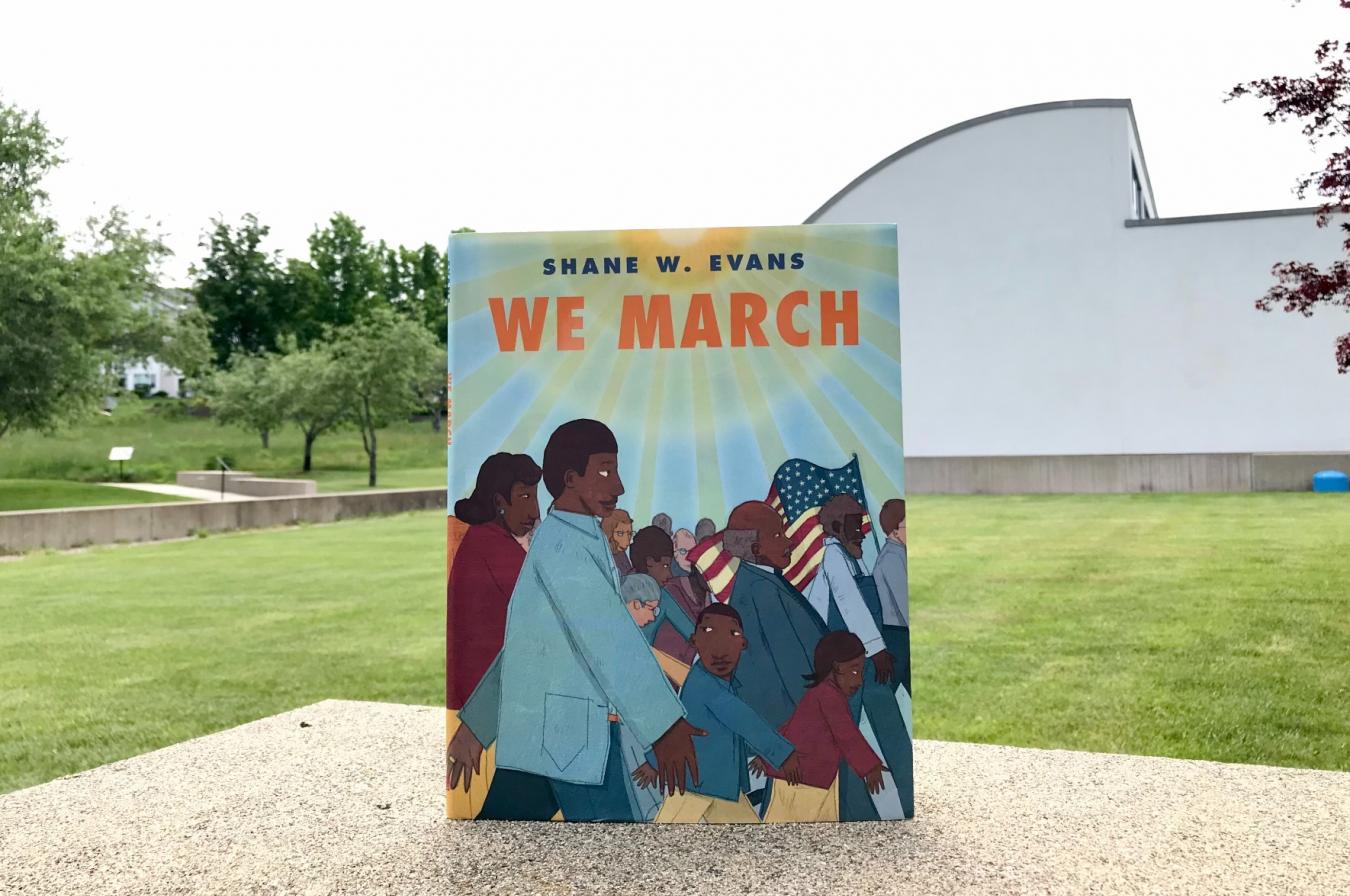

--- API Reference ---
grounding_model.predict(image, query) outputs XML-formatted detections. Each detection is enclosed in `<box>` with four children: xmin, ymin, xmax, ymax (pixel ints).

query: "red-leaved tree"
<box><xmin>1229</xmin><ymin>0</ymin><xmax>1350</xmax><ymax>372</ymax></box>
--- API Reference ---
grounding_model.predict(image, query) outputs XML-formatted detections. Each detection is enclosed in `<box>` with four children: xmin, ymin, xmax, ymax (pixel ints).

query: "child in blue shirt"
<box><xmin>639</xmin><ymin>604</ymin><xmax>801</xmax><ymax>823</ymax></box>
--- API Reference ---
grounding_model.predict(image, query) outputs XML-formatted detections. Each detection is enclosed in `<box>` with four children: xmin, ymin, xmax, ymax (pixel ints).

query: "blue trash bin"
<box><xmin>1312</xmin><ymin>469</ymin><xmax>1349</xmax><ymax>493</ymax></box>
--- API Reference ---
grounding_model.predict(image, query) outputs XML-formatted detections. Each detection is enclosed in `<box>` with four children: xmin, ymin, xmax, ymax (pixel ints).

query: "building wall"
<box><xmin>810</xmin><ymin>101</ymin><xmax>1350</xmax><ymax>457</ymax></box>
<box><xmin>122</xmin><ymin>358</ymin><xmax>183</xmax><ymax>397</ymax></box>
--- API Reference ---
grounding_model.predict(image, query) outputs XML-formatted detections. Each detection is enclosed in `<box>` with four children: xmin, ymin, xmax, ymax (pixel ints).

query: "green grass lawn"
<box><xmin>0</xmin><ymin>480</ymin><xmax>191</xmax><ymax>512</ymax></box>
<box><xmin>1</xmin><ymin>493</ymin><xmax>1348</xmax><ymax>794</ymax></box>
<box><xmin>0</xmin><ymin>397</ymin><xmax>444</xmax><ymax>491</ymax></box>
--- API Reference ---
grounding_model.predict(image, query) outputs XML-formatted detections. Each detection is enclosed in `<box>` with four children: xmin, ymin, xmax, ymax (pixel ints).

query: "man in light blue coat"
<box><xmin>872</xmin><ymin>498</ymin><xmax>910</xmax><ymax>696</ymax></box>
<box><xmin>447</xmin><ymin>419</ymin><xmax>705</xmax><ymax>821</ymax></box>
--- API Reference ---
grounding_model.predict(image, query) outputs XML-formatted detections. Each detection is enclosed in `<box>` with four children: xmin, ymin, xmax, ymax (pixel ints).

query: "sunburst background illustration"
<box><xmin>446</xmin><ymin>224</ymin><xmax>904</xmax><ymax>540</ymax></box>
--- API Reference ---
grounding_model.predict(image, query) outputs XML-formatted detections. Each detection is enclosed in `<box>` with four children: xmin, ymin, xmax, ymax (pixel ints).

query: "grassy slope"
<box><xmin>0</xmin><ymin>398</ymin><xmax>445</xmax><ymax>490</ymax></box>
<box><xmin>1</xmin><ymin>493</ymin><xmax>1347</xmax><ymax>794</ymax></box>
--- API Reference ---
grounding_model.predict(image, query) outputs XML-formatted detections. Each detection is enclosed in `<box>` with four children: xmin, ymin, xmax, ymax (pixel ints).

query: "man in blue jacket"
<box><xmin>718</xmin><ymin>501</ymin><xmax>829</xmax><ymax>732</ymax></box>
<box><xmin>446</xmin><ymin>419</ymin><xmax>705</xmax><ymax>821</ymax></box>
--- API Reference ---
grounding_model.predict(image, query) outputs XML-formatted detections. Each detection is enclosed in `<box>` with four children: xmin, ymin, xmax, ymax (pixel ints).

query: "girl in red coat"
<box><xmin>757</xmin><ymin>631</ymin><xmax>887</xmax><ymax>822</ymax></box>
<box><xmin>446</xmin><ymin>452</ymin><xmax>541</xmax><ymax>709</ymax></box>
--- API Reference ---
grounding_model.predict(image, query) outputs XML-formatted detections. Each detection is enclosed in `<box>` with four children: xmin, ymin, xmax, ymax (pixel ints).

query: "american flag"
<box><xmin>687</xmin><ymin>533</ymin><xmax>740</xmax><ymax>603</ymax></box>
<box><xmin>768</xmin><ymin>457</ymin><xmax>871</xmax><ymax>592</ymax></box>
<box><xmin>688</xmin><ymin>456</ymin><xmax>872</xmax><ymax>602</ymax></box>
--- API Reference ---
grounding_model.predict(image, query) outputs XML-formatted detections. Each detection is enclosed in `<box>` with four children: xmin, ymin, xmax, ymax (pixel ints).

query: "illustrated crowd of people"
<box><xmin>446</xmin><ymin>418</ymin><xmax>912</xmax><ymax>823</ymax></box>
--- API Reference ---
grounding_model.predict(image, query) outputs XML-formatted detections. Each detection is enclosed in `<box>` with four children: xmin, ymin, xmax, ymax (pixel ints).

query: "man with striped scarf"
<box><xmin>695</xmin><ymin>501</ymin><xmax>828</xmax><ymax>735</ymax></box>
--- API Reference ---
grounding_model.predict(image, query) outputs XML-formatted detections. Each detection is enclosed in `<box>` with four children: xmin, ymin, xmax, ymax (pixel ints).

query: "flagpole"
<box><xmin>853</xmin><ymin>452</ymin><xmax>883</xmax><ymax>557</ymax></box>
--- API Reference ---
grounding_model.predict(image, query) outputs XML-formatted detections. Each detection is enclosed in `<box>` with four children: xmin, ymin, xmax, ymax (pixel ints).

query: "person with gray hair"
<box><xmin>620</xmin><ymin>572</ymin><xmax>662</xmax><ymax>629</ymax></box>
<box><xmin>621</xmin><ymin>569</ymin><xmax>664</xmax><ymax>626</ymax></box>
<box><xmin>615</xmin><ymin>573</ymin><xmax>668</xmax><ymax>823</ymax></box>
<box><xmin>671</xmin><ymin>528</ymin><xmax>696</xmax><ymax>576</ymax></box>
<box><xmin>657</xmin><ymin>524</ymin><xmax>703</xmax><ymax>663</ymax></box>
<box><xmin>694</xmin><ymin>517</ymin><xmax>716</xmax><ymax>542</ymax></box>
<box><xmin>622</xmin><ymin>560</ymin><xmax>695</xmax><ymax>650</ymax></box>
<box><xmin>651</xmin><ymin>513</ymin><xmax>673</xmax><ymax>537</ymax></box>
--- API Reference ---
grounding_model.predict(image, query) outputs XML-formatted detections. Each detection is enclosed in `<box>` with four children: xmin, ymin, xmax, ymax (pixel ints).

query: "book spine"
<box><xmin>444</xmin><ymin>234</ymin><xmax>462</xmax><ymax>817</ymax></box>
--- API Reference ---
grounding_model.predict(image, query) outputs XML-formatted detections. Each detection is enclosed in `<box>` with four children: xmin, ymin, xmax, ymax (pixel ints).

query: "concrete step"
<box><xmin>100</xmin><ymin>482</ymin><xmax>256</xmax><ymax>502</ymax></box>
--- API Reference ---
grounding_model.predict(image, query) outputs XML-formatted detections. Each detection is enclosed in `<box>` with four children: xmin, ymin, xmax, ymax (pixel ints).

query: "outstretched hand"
<box><xmin>872</xmin><ymin>650</ymin><xmax>895</xmax><ymax>684</ymax></box>
<box><xmin>447</xmin><ymin>723</ymin><xmax>485</xmax><ymax>794</ymax></box>
<box><xmin>652</xmin><ymin>718</ymin><xmax>707</xmax><ymax>796</ymax></box>
<box><xmin>778</xmin><ymin>751</ymin><xmax>803</xmax><ymax>786</ymax></box>
<box><xmin>748</xmin><ymin>755</ymin><xmax>769</xmax><ymax>779</ymax></box>
<box><xmin>631</xmin><ymin>762</ymin><xmax>659</xmax><ymax>790</ymax></box>
<box><xmin>864</xmin><ymin>763</ymin><xmax>890</xmax><ymax>795</ymax></box>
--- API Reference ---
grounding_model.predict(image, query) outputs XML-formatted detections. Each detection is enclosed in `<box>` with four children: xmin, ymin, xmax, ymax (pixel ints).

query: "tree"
<box><xmin>416</xmin><ymin>343</ymin><xmax>450</xmax><ymax>433</ymax></box>
<box><xmin>280</xmin><ymin>256</ymin><xmax>327</xmax><ymax>348</ymax></box>
<box><xmin>379</xmin><ymin>242</ymin><xmax>449</xmax><ymax>343</ymax></box>
<box><xmin>192</xmin><ymin>214</ymin><xmax>291</xmax><ymax>367</ymax></box>
<box><xmin>270</xmin><ymin>342</ymin><xmax>346</xmax><ymax>472</ymax></box>
<box><xmin>308</xmin><ymin>212</ymin><xmax>382</xmax><ymax>330</ymax></box>
<box><xmin>1230</xmin><ymin>2</ymin><xmax>1350</xmax><ymax>372</ymax></box>
<box><xmin>329</xmin><ymin>306</ymin><xmax>439</xmax><ymax>487</ymax></box>
<box><xmin>1</xmin><ymin>99</ymin><xmax>169</xmax><ymax>441</ymax></box>
<box><xmin>203</xmin><ymin>352</ymin><xmax>285</xmax><ymax>449</ymax></box>
<box><xmin>156</xmin><ymin>297</ymin><xmax>214</xmax><ymax>391</ymax></box>
<box><xmin>410</xmin><ymin>243</ymin><xmax>449</xmax><ymax>344</ymax></box>
<box><xmin>0</xmin><ymin>97</ymin><xmax>60</xmax><ymax>205</ymax></box>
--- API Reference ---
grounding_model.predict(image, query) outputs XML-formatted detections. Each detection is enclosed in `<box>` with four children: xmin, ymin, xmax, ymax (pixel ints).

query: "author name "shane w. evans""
<box><xmin>542</xmin><ymin>252</ymin><xmax>806</xmax><ymax>276</ymax></box>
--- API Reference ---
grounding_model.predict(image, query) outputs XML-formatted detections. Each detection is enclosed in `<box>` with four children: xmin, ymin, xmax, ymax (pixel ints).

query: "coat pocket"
<box><xmin>542</xmin><ymin>692</ymin><xmax>590</xmax><ymax>772</ymax></box>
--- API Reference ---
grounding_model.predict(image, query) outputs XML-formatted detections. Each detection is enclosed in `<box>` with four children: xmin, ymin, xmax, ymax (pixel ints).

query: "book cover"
<box><xmin>445</xmin><ymin>224</ymin><xmax>911</xmax><ymax>823</ymax></box>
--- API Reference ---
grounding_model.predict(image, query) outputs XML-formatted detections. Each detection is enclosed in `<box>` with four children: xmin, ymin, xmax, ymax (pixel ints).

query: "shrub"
<box><xmin>204</xmin><ymin>454</ymin><xmax>237</xmax><ymax>471</ymax></box>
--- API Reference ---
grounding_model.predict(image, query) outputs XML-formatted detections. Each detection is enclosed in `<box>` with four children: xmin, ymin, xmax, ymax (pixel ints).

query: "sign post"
<box><xmin>108</xmin><ymin>446</ymin><xmax>134</xmax><ymax>481</ymax></box>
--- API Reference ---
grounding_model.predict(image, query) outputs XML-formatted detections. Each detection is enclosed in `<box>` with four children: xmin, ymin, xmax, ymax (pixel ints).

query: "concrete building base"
<box><xmin>1</xmin><ymin>700</ymin><xmax>1346</xmax><ymax>895</ymax></box>
<box><xmin>907</xmin><ymin>451</ymin><xmax>1350</xmax><ymax>494</ymax></box>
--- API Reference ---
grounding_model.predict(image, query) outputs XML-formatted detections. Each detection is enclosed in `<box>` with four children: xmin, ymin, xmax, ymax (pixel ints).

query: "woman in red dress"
<box><xmin>446</xmin><ymin>452</ymin><xmax>541</xmax><ymax>709</ymax></box>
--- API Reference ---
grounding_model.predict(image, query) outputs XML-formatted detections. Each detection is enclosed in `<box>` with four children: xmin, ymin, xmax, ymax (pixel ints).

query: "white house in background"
<box><xmin>807</xmin><ymin>99</ymin><xmax>1349</xmax><ymax>483</ymax></box>
<box><xmin>115</xmin><ymin>289</ymin><xmax>191</xmax><ymax>398</ymax></box>
<box><xmin>119</xmin><ymin>358</ymin><xmax>183</xmax><ymax>397</ymax></box>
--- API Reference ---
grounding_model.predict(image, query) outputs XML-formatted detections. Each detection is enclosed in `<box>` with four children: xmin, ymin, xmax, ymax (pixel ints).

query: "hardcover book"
<box><xmin>445</xmin><ymin>224</ymin><xmax>912</xmax><ymax>823</ymax></box>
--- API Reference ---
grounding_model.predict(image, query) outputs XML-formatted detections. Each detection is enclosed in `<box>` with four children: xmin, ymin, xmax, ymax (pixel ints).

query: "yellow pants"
<box><xmin>761</xmin><ymin>776</ymin><xmax>840</xmax><ymax>823</ymax></box>
<box><xmin>653</xmin><ymin>790</ymin><xmax>762</xmax><ymax>824</ymax></box>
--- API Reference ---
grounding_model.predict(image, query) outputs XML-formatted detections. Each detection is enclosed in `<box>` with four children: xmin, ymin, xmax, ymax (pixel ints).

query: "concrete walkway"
<box><xmin>99</xmin><ymin>481</ymin><xmax>258</xmax><ymax>502</ymax></box>
<box><xmin>1</xmin><ymin>700</ymin><xmax>1347</xmax><ymax>895</ymax></box>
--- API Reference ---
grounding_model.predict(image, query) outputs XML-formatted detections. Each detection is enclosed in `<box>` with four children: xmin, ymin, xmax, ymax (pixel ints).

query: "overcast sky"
<box><xmin>3</xmin><ymin>0</ymin><xmax>1345</xmax><ymax>282</ymax></box>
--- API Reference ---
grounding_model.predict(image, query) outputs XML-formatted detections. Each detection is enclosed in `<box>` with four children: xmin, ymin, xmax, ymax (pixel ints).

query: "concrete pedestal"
<box><xmin>1</xmin><ymin>700</ymin><xmax>1346</xmax><ymax>895</ymax></box>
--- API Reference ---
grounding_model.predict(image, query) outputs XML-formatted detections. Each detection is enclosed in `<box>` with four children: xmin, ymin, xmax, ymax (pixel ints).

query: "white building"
<box><xmin>807</xmin><ymin>98</ymin><xmax>1350</xmax><ymax>491</ymax></box>
<box><xmin>115</xmin><ymin>289</ymin><xmax>191</xmax><ymax>398</ymax></box>
<box><xmin>119</xmin><ymin>358</ymin><xmax>183</xmax><ymax>397</ymax></box>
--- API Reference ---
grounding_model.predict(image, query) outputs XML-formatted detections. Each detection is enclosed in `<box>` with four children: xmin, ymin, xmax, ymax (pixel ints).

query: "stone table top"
<box><xmin>2</xmin><ymin>699</ymin><xmax>1347</xmax><ymax>895</ymax></box>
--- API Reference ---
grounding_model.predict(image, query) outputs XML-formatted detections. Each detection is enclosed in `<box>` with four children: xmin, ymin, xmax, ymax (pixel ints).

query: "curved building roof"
<box><xmin>803</xmin><ymin>98</ymin><xmax>1153</xmax><ymax>224</ymax></box>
